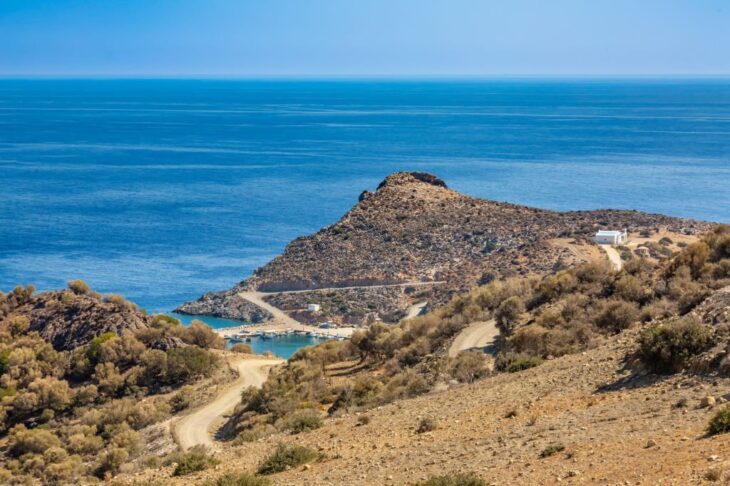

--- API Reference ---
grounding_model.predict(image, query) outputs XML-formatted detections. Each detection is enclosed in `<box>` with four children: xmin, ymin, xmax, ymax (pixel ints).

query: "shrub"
<box><xmin>638</xmin><ymin>317</ymin><xmax>715</xmax><ymax>373</ymax></box>
<box><xmin>166</xmin><ymin>347</ymin><xmax>216</xmax><ymax>384</ymax></box>
<box><xmin>591</xmin><ymin>299</ymin><xmax>639</xmax><ymax>332</ymax></box>
<box><xmin>173</xmin><ymin>446</ymin><xmax>220</xmax><ymax>476</ymax></box>
<box><xmin>257</xmin><ymin>444</ymin><xmax>319</xmax><ymax>475</ymax></box>
<box><xmin>8</xmin><ymin>425</ymin><xmax>61</xmax><ymax>457</ymax></box>
<box><xmin>284</xmin><ymin>409</ymin><xmax>323</xmax><ymax>434</ymax></box>
<box><xmin>7</xmin><ymin>315</ymin><xmax>30</xmax><ymax>337</ymax></box>
<box><xmin>67</xmin><ymin>279</ymin><xmax>91</xmax><ymax>295</ymax></box>
<box><xmin>540</xmin><ymin>443</ymin><xmax>565</xmax><ymax>458</ymax></box>
<box><xmin>204</xmin><ymin>473</ymin><xmax>273</xmax><ymax>486</ymax></box>
<box><xmin>170</xmin><ymin>386</ymin><xmax>194</xmax><ymax>412</ymax></box>
<box><xmin>494</xmin><ymin>296</ymin><xmax>525</xmax><ymax>334</ymax></box>
<box><xmin>231</xmin><ymin>343</ymin><xmax>253</xmax><ymax>354</ymax></box>
<box><xmin>412</xmin><ymin>473</ymin><xmax>487</xmax><ymax>486</ymax></box>
<box><xmin>706</xmin><ymin>405</ymin><xmax>730</xmax><ymax>436</ymax></box>
<box><xmin>449</xmin><ymin>351</ymin><xmax>489</xmax><ymax>383</ymax></box>
<box><xmin>95</xmin><ymin>447</ymin><xmax>130</xmax><ymax>478</ymax></box>
<box><xmin>416</xmin><ymin>417</ymin><xmax>437</xmax><ymax>434</ymax></box>
<box><xmin>494</xmin><ymin>352</ymin><xmax>543</xmax><ymax>373</ymax></box>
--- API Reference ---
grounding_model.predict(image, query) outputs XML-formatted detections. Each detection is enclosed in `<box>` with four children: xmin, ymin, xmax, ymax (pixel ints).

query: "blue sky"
<box><xmin>1</xmin><ymin>0</ymin><xmax>729</xmax><ymax>76</ymax></box>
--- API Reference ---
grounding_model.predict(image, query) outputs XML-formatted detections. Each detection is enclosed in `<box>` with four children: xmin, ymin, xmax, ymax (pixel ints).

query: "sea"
<box><xmin>1</xmin><ymin>79</ymin><xmax>729</xmax><ymax>356</ymax></box>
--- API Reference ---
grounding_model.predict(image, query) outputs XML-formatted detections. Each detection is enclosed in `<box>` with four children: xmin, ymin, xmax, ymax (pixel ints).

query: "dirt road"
<box><xmin>599</xmin><ymin>244</ymin><xmax>623</xmax><ymax>271</ymax></box>
<box><xmin>448</xmin><ymin>318</ymin><xmax>499</xmax><ymax>359</ymax></box>
<box><xmin>405</xmin><ymin>300</ymin><xmax>428</xmax><ymax>319</ymax></box>
<box><xmin>174</xmin><ymin>357</ymin><xmax>283</xmax><ymax>450</ymax></box>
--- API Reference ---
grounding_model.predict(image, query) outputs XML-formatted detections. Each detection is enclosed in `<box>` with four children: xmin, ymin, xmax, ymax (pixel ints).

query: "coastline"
<box><xmin>213</xmin><ymin>320</ymin><xmax>357</xmax><ymax>340</ymax></box>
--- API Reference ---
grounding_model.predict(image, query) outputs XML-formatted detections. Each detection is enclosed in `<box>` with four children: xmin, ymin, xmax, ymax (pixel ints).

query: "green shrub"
<box><xmin>638</xmin><ymin>317</ymin><xmax>715</xmax><ymax>373</ymax></box>
<box><xmin>495</xmin><ymin>352</ymin><xmax>543</xmax><ymax>373</ymax></box>
<box><xmin>412</xmin><ymin>473</ymin><xmax>487</xmax><ymax>486</ymax></box>
<box><xmin>257</xmin><ymin>444</ymin><xmax>320</xmax><ymax>475</ymax></box>
<box><xmin>204</xmin><ymin>473</ymin><xmax>272</xmax><ymax>486</ymax></box>
<box><xmin>284</xmin><ymin>409</ymin><xmax>323</xmax><ymax>434</ymax></box>
<box><xmin>166</xmin><ymin>347</ymin><xmax>216</xmax><ymax>384</ymax></box>
<box><xmin>707</xmin><ymin>405</ymin><xmax>730</xmax><ymax>436</ymax></box>
<box><xmin>173</xmin><ymin>446</ymin><xmax>220</xmax><ymax>476</ymax></box>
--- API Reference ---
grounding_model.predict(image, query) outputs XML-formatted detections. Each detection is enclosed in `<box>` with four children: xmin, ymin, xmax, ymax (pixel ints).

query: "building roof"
<box><xmin>595</xmin><ymin>230</ymin><xmax>622</xmax><ymax>236</ymax></box>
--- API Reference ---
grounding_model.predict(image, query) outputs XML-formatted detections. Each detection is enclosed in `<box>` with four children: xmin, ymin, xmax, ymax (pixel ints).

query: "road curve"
<box><xmin>175</xmin><ymin>357</ymin><xmax>283</xmax><ymax>450</ymax></box>
<box><xmin>448</xmin><ymin>319</ymin><xmax>500</xmax><ymax>359</ymax></box>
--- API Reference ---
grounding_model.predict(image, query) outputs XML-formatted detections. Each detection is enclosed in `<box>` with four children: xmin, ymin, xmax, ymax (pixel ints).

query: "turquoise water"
<box><xmin>1</xmin><ymin>78</ymin><xmax>729</xmax><ymax>318</ymax></box>
<box><xmin>170</xmin><ymin>312</ymin><xmax>329</xmax><ymax>359</ymax></box>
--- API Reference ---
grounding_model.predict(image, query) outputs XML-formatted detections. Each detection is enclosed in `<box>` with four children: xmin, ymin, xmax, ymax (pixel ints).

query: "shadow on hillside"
<box><xmin>594</xmin><ymin>354</ymin><xmax>666</xmax><ymax>393</ymax></box>
<box><xmin>595</xmin><ymin>371</ymin><xmax>665</xmax><ymax>393</ymax></box>
<box><xmin>326</xmin><ymin>361</ymin><xmax>370</xmax><ymax>377</ymax></box>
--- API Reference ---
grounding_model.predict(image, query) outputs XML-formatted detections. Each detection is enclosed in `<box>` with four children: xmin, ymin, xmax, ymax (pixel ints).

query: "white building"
<box><xmin>307</xmin><ymin>303</ymin><xmax>321</xmax><ymax>312</ymax></box>
<box><xmin>593</xmin><ymin>229</ymin><xmax>628</xmax><ymax>245</ymax></box>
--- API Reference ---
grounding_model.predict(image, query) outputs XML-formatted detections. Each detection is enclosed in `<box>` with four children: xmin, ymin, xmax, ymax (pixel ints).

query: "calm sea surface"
<box><xmin>2</xmin><ymin>79</ymin><xmax>729</xmax><ymax>320</ymax></box>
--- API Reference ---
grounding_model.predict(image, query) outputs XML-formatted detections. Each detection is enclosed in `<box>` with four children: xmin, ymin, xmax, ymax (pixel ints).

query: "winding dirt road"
<box><xmin>448</xmin><ymin>319</ymin><xmax>499</xmax><ymax>359</ymax></box>
<box><xmin>175</xmin><ymin>357</ymin><xmax>283</xmax><ymax>450</ymax></box>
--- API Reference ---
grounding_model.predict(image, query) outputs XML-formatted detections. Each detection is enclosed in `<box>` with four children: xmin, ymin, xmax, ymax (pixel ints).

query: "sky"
<box><xmin>1</xmin><ymin>0</ymin><xmax>729</xmax><ymax>76</ymax></box>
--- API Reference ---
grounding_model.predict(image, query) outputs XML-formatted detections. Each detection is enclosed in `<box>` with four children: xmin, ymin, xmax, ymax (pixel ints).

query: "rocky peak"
<box><xmin>375</xmin><ymin>172</ymin><xmax>448</xmax><ymax>191</ymax></box>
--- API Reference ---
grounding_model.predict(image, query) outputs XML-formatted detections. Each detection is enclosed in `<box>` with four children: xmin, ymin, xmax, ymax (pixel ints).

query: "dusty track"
<box><xmin>448</xmin><ymin>318</ymin><xmax>499</xmax><ymax>359</ymax></box>
<box><xmin>174</xmin><ymin>357</ymin><xmax>283</xmax><ymax>450</ymax></box>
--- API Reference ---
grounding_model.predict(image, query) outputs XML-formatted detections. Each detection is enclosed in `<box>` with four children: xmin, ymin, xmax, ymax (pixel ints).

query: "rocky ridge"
<box><xmin>1</xmin><ymin>288</ymin><xmax>151</xmax><ymax>350</ymax></box>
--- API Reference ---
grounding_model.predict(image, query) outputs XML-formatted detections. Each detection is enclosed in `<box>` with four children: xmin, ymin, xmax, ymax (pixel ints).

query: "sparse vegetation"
<box><xmin>284</xmin><ymin>409</ymin><xmax>323</xmax><ymax>434</ymax></box>
<box><xmin>257</xmin><ymin>444</ymin><xmax>320</xmax><ymax>475</ymax></box>
<box><xmin>204</xmin><ymin>473</ymin><xmax>272</xmax><ymax>486</ymax></box>
<box><xmin>416</xmin><ymin>417</ymin><xmax>438</xmax><ymax>434</ymax></box>
<box><xmin>412</xmin><ymin>473</ymin><xmax>487</xmax><ymax>486</ymax></box>
<box><xmin>172</xmin><ymin>446</ymin><xmax>220</xmax><ymax>476</ymax></box>
<box><xmin>706</xmin><ymin>405</ymin><xmax>730</xmax><ymax>436</ymax></box>
<box><xmin>540</xmin><ymin>443</ymin><xmax>565</xmax><ymax>458</ymax></box>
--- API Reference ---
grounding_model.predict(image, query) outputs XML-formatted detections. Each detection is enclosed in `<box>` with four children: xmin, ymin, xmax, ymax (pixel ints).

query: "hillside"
<box><xmin>0</xmin><ymin>282</ymin><xmax>233</xmax><ymax>484</ymax></box>
<box><xmin>119</xmin><ymin>226</ymin><xmax>730</xmax><ymax>486</ymax></box>
<box><xmin>177</xmin><ymin>172</ymin><xmax>708</xmax><ymax>324</ymax></box>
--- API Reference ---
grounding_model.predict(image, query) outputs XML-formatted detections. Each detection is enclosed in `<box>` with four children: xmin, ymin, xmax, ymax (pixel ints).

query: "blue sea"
<box><xmin>2</xmin><ymin>78</ymin><xmax>729</xmax><ymax>320</ymax></box>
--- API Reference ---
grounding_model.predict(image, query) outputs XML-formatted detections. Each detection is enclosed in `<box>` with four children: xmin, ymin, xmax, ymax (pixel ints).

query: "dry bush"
<box><xmin>448</xmin><ymin>351</ymin><xmax>489</xmax><ymax>383</ymax></box>
<box><xmin>590</xmin><ymin>299</ymin><xmax>639</xmax><ymax>332</ymax></box>
<box><xmin>231</xmin><ymin>343</ymin><xmax>253</xmax><ymax>354</ymax></box>
<box><xmin>257</xmin><ymin>444</ymin><xmax>319</xmax><ymax>475</ymax></box>
<box><xmin>67</xmin><ymin>280</ymin><xmax>91</xmax><ymax>295</ymax></box>
<box><xmin>638</xmin><ymin>316</ymin><xmax>715</xmax><ymax>373</ymax></box>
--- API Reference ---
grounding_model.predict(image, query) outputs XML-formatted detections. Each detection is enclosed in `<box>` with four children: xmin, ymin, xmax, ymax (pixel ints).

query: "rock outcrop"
<box><xmin>3</xmin><ymin>290</ymin><xmax>151</xmax><ymax>350</ymax></box>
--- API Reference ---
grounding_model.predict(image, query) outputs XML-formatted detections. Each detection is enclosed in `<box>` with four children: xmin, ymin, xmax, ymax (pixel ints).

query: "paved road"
<box><xmin>448</xmin><ymin>318</ymin><xmax>499</xmax><ymax>359</ymax></box>
<box><xmin>599</xmin><ymin>244</ymin><xmax>623</xmax><ymax>271</ymax></box>
<box><xmin>174</xmin><ymin>357</ymin><xmax>283</xmax><ymax>450</ymax></box>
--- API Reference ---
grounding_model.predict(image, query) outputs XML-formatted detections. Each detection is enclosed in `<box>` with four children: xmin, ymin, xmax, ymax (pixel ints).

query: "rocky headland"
<box><xmin>177</xmin><ymin>172</ymin><xmax>709</xmax><ymax>325</ymax></box>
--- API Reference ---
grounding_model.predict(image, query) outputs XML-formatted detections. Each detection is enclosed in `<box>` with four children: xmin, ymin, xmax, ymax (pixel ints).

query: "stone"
<box><xmin>700</xmin><ymin>396</ymin><xmax>716</xmax><ymax>408</ymax></box>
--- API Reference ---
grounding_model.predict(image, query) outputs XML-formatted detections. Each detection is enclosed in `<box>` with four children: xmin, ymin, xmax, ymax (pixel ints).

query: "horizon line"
<box><xmin>1</xmin><ymin>73</ymin><xmax>730</xmax><ymax>81</ymax></box>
